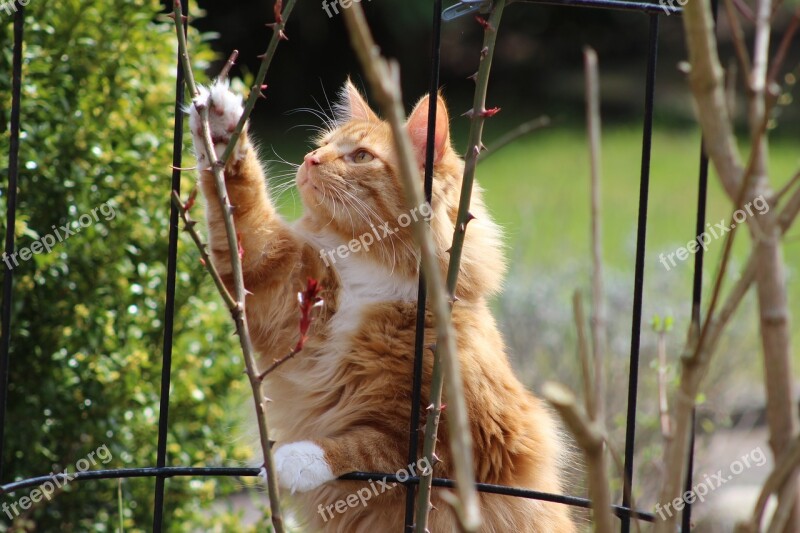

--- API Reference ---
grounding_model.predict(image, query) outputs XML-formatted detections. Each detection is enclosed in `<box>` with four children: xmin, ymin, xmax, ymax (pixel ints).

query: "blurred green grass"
<box><xmin>477</xmin><ymin>126</ymin><xmax>799</xmax><ymax>269</ymax></box>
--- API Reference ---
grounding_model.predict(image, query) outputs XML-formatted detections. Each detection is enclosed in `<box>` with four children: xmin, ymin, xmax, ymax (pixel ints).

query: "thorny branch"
<box><xmin>341</xmin><ymin>4</ymin><xmax>484</xmax><ymax>531</ymax></box>
<box><xmin>414</xmin><ymin>4</ymin><xmax>507</xmax><ymax>532</ymax></box>
<box><xmin>172</xmin><ymin>1</ymin><xmax>295</xmax><ymax>531</ymax></box>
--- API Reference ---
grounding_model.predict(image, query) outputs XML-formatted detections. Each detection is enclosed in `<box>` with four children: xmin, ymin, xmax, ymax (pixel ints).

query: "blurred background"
<box><xmin>0</xmin><ymin>0</ymin><xmax>798</xmax><ymax>531</ymax></box>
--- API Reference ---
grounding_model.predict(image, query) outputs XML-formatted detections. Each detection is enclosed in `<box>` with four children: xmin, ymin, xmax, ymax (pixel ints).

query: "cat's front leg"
<box><xmin>188</xmin><ymin>81</ymin><xmax>280</xmax><ymax>280</ymax></box>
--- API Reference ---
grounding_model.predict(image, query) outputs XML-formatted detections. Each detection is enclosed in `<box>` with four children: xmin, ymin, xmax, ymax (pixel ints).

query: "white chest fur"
<box><xmin>304</xmin><ymin>230</ymin><xmax>418</xmax><ymax>344</ymax></box>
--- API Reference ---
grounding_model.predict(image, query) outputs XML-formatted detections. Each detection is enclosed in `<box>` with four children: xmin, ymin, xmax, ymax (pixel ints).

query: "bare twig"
<box><xmin>766</xmin><ymin>9</ymin><xmax>800</xmax><ymax>88</ymax></box>
<box><xmin>477</xmin><ymin>115</ymin><xmax>550</xmax><ymax>162</ymax></box>
<box><xmin>413</xmin><ymin>5</ymin><xmax>507</xmax><ymax>531</ymax></box>
<box><xmin>219</xmin><ymin>0</ymin><xmax>295</xmax><ymax>166</ymax></box>
<box><xmin>772</xmin><ymin>170</ymin><xmax>800</xmax><ymax>207</ymax></box>
<box><xmin>584</xmin><ymin>46</ymin><xmax>606</xmax><ymax>424</ymax></box>
<box><xmin>732</xmin><ymin>0</ymin><xmax>756</xmax><ymax>20</ymax></box>
<box><xmin>682</xmin><ymin>0</ymin><xmax>745</xmax><ymax>202</ymax></box>
<box><xmin>172</xmin><ymin>2</ymin><xmax>295</xmax><ymax>531</ymax></box>
<box><xmin>574</xmin><ymin>292</ymin><xmax>594</xmax><ymax>417</ymax></box>
<box><xmin>171</xmin><ymin>190</ymin><xmax>236</xmax><ymax>309</ymax></box>
<box><xmin>724</xmin><ymin>0</ymin><xmax>753</xmax><ymax>85</ymax></box>
<box><xmin>543</xmin><ymin>381</ymin><xmax>613</xmax><ymax>533</ymax></box>
<box><xmin>218</xmin><ymin>49</ymin><xmax>240</xmax><ymax>82</ymax></box>
<box><xmin>653</xmin><ymin>317</ymin><xmax>672</xmax><ymax>439</ymax></box>
<box><xmin>341</xmin><ymin>4</ymin><xmax>483</xmax><ymax>531</ymax></box>
<box><xmin>736</xmin><ymin>434</ymin><xmax>800</xmax><ymax>532</ymax></box>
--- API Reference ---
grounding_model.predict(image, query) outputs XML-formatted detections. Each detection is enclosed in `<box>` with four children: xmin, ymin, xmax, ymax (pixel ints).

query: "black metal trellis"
<box><xmin>0</xmin><ymin>0</ymin><xmax>717</xmax><ymax>531</ymax></box>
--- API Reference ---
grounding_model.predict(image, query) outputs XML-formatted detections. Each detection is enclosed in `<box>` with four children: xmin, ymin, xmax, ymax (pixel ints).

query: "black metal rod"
<box><xmin>404</xmin><ymin>0</ymin><xmax>442</xmax><ymax>529</ymax></box>
<box><xmin>0</xmin><ymin>466</ymin><xmax>653</xmax><ymax>522</ymax></box>
<box><xmin>621</xmin><ymin>13</ymin><xmax>659</xmax><ymax>533</ymax></box>
<box><xmin>152</xmin><ymin>1</ymin><xmax>188</xmax><ymax>529</ymax></box>
<box><xmin>0</xmin><ymin>2</ymin><xmax>24</xmax><ymax>485</ymax></box>
<box><xmin>681</xmin><ymin>141</ymin><xmax>710</xmax><ymax>533</ymax></box>
<box><xmin>516</xmin><ymin>0</ymin><xmax>681</xmax><ymax>15</ymax></box>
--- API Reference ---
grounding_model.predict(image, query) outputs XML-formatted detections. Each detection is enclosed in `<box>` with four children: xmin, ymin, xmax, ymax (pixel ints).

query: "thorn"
<box><xmin>474</xmin><ymin>15</ymin><xmax>493</xmax><ymax>31</ymax></box>
<box><xmin>430</xmin><ymin>504</ymin><xmax>438</xmax><ymax>512</ymax></box>
<box><xmin>267</xmin><ymin>24</ymin><xmax>289</xmax><ymax>41</ymax></box>
<box><xmin>480</xmin><ymin>106</ymin><xmax>501</xmax><ymax>118</ymax></box>
<box><xmin>473</xmin><ymin>145</ymin><xmax>481</xmax><ymax>157</ymax></box>
<box><xmin>467</xmin><ymin>71</ymin><xmax>478</xmax><ymax>82</ymax></box>
<box><xmin>431</xmin><ymin>452</ymin><xmax>442</xmax><ymax>465</ymax></box>
<box><xmin>444</xmin><ymin>247</ymin><xmax>452</xmax><ymax>254</ymax></box>
<box><xmin>199</xmin><ymin>257</ymin><xmax>206</xmax><ymax>266</ymax></box>
<box><xmin>424</xmin><ymin>343</ymin><xmax>437</xmax><ymax>353</ymax></box>
<box><xmin>466</xmin><ymin>212</ymin><xmax>476</xmax><ymax>224</ymax></box>
<box><xmin>480</xmin><ymin>46</ymin><xmax>489</xmax><ymax>59</ymax></box>
<box><xmin>268</xmin><ymin>439</ymin><xmax>276</xmax><ymax>449</ymax></box>
<box><xmin>479</xmin><ymin>142</ymin><xmax>488</xmax><ymax>152</ymax></box>
<box><xmin>273</xmin><ymin>0</ymin><xmax>284</xmax><ymax>24</ymax></box>
<box><xmin>184</xmin><ymin>187</ymin><xmax>198</xmax><ymax>212</ymax></box>
<box><xmin>440</xmin><ymin>403</ymin><xmax>447</xmax><ymax>411</ymax></box>
<box><xmin>461</xmin><ymin>108</ymin><xmax>475</xmax><ymax>119</ymax></box>
<box><xmin>426</xmin><ymin>403</ymin><xmax>435</xmax><ymax>411</ymax></box>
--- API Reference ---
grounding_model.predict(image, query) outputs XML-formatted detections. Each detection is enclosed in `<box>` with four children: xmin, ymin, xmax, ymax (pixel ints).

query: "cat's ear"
<box><xmin>334</xmin><ymin>78</ymin><xmax>379</xmax><ymax>124</ymax></box>
<box><xmin>405</xmin><ymin>93</ymin><xmax>450</xmax><ymax>167</ymax></box>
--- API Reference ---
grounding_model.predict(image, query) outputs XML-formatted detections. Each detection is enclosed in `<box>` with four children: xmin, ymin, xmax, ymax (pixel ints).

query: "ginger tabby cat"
<box><xmin>189</xmin><ymin>78</ymin><xmax>575</xmax><ymax>532</ymax></box>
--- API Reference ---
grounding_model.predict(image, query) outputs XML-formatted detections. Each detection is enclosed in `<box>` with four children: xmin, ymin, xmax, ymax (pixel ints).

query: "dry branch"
<box><xmin>412</xmin><ymin>4</ymin><xmax>508</xmax><ymax>531</ymax></box>
<box><xmin>584</xmin><ymin>46</ymin><xmax>606</xmax><ymax>424</ymax></box>
<box><xmin>172</xmin><ymin>2</ymin><xmax>295</xmax><ymax>531</ymax></box>
<box><xmin>543</xmin><ymin>379</ymin><xmax>613</xmax><ymax>533</ymax></box>
<box><xmin>341</xmin><ymin>4</ymin><xmax>482</xmax><ymax>531</ymax></box>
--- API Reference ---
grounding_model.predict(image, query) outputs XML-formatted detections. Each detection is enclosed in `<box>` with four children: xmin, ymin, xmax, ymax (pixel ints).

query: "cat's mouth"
<box><xmin>296</xmin><ymin>166</ymin><xmax>321</xmax><ymax>193</ymax></box>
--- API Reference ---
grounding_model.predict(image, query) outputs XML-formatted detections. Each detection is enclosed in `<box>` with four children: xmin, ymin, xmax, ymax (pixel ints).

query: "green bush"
<box><xmin>0</xmin><ymin>1</ymin><xmax>254</xmax><ymax>530</ymax></box>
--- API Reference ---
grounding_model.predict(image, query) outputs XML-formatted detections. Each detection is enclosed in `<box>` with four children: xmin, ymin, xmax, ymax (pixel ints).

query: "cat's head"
<box><xmin>296</xmin><ymin>79</ymin><xmax>505</xmax><ymax>299</ymax></box>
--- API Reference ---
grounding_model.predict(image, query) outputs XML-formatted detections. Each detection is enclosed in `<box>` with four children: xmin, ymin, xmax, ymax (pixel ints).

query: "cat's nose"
<box><xmin>304</xmin><ymin>152</ymin><xmax>321</xmax><ymax>166</ymax></box>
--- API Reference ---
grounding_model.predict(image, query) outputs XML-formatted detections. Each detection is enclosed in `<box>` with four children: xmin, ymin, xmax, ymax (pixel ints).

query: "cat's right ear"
<box><xmin>405</xmin><ymin>93</ymin><xmax>450</xmax><ymax>167</ymax></box>
<box><xmin>334</xmin><ymin>78</ymin><xmax>379</xmax><ymax>124</ymax></box>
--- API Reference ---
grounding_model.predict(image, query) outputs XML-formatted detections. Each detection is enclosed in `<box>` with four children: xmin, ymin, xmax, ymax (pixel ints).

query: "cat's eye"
<box><xmin>351</xmin><ymin>149</ymin><xmax>374</xmax><ymax>164</ymax></box>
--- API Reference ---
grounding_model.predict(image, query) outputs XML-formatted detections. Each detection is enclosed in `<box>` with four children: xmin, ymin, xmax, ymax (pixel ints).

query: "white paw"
<box><xmin>188</xmin><ymin>79</ymin><xmax>247</xmax><ymax>165</ymax></box>
<box><xmin>274</xmin><ymin>441</ymin><xmax>335</xmax><ymax>493</ymax></box>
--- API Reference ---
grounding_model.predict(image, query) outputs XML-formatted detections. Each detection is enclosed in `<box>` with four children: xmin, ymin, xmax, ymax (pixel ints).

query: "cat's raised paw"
<box><xmin>273</xmin><ymin>441</ymin><xmax>335</xmax><ymax>493</ymax></box>
<box><xmin>188</xmin><ymin>80</ymin><xmax>247</xmax><ymax>165</ymax></box>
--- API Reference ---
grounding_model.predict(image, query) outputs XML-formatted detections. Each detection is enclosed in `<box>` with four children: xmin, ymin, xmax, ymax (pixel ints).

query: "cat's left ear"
<box><xmin>405</xmin><ymin>93</ymin><xmax>450</xmax><ymax>167</ymax></box>
<box><xmin>334</xmin><ymin>78</ymin><xmax>380</xmax><ymax>124</ymax></box>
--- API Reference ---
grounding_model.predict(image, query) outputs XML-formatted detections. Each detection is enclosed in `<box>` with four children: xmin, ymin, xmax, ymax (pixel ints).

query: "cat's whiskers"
<box><xmin>329</xmin><ymin>187</ymin><xmax>358</xmax><ymax>239</ymax></box>
<box><xmin>334</xmin><ymin>185</ymin><xmax>412</xmax><ymax>275</ymax></box>
<box><xmin>338</xmin><ymin>183</ymin><xmax>419</xmax><ymax>268</ymax></box>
